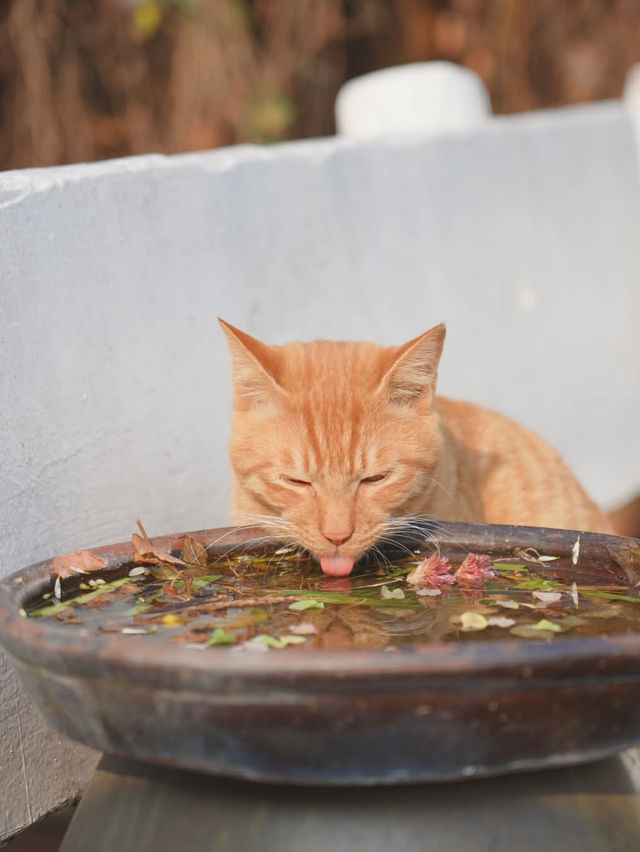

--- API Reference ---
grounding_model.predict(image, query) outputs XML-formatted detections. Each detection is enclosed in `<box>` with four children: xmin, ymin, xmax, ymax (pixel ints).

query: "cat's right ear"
<box><xmin>377</xmin><ymin>323</ymin><xmax>446</xmax><ymax>407</ymax></box>
<box><xmin>218</xmin><ymin>319</ymin><xmax>285</xmax><ymax>407</ymax></box>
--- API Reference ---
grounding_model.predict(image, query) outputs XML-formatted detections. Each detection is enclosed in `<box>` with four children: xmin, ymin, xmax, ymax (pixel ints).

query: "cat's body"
<box><xmin>415</xmin><ymin>396</ymin><xmax>611</xmax><ymax>531</ymax></box>
<box><xmin>221</xmin><ymin>320</ymin><xmax>613</xmax><ymax>576</ymax></box>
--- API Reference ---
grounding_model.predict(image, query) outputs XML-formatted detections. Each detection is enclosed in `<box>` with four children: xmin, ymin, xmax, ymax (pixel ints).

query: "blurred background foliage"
<box><xmin>2</xmin><ymin>0</ymin><xmax>640</xmax><ymax>170</ymax></box>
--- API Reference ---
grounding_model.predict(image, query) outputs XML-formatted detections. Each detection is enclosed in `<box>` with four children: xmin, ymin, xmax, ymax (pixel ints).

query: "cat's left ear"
<box><xmin>218</xmin><ymin>318</ymin><xmax>285</xmax><ymax>407</ymax></box>
<box><xmin>378</xmin><ymin>324</ymin><xmax>446</xmax><ymax>407</ymax></box>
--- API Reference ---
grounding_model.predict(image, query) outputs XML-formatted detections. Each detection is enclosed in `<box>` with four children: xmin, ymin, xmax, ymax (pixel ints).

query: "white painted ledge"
<box><xmin>2</xmin><ymin>66</ymin><xmax>640</xmax><ymax>839</ymax></box>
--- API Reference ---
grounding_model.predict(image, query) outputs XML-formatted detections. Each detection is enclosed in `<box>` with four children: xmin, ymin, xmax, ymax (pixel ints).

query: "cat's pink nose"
<box><xmin>323</xmin><ymin>530</ymin><xmax>353</xmax><ymax>546</ymax></box>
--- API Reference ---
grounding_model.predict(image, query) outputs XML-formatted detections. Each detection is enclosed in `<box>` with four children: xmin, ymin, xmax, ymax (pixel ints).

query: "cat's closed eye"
<box><xmin>360</xmin><ymin>473</ymin><xmax>388</xmax><ymax>484</ymax></box>
<box><xmin>280</xmin><ymin>475</ymin><xmax>312</xmax><ymax>488</ymax></box>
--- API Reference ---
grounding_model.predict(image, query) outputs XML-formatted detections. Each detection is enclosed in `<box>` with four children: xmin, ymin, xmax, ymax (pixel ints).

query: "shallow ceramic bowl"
<box><xmin>1</xmin><ymin>522</ymin><xmax>639</xmax><ymax>785</ymax></box>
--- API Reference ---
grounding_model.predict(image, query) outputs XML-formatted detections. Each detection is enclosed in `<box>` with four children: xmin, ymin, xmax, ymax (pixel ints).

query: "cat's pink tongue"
<box><xmin>320</xmin><ymin>555</ymin><xmax>355</xmax><ymax>577</ymax></box>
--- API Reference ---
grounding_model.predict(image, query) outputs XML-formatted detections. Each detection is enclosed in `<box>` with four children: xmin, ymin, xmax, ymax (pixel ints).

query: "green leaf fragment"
<box><xmin>493</xmin><ymin>563</ymin><xmax>527</xmax><ymax>573</ymax></box>
<box><xmin>510</xmin><ymin>625</ymin><xmax>553</xmax><ymax>639</ymax></box>
<box><xmin>381</xmin><ymin>585</ymin><xmax>405</xmax><ymax>600</ymax></box>
<box><xmin>514</xmin><ymin>579</ymin><xmax>560</xmax><ymax>592</ymax></box>
<box><xmin>257</xmin><ymin>634</ymin><xmax>307</xmax><ymax>649</ymax></box>
<box><xmin>192</xmin><ymin>574</ymin><xmax>223</xmax><ymax>591</ymax></box>
<box><xmin>460</xmin><ymin>612</ymin><xmax>488</xmax><ymax>631</ymax></box>
<box><xmin>207</xmin><ymin>627</ymin><xmax>236</xmax><ymax>646</ymax></box>
<box><xmin>532</xmin><ymin>619</ymin><xmax>562</xmax><ymax>632</ymax></box>
<box><xmin>224</xmin><ymin>609</ymin><xmax>270</xmax><ymax>628</ymax></box>
<box><xmin>491</xmin><ymin>599</ymin><xmax>520</xmax><ymax>610</ymax></box>
<box><xmin>581</xmin><ymin>590</ymin><xmax>640</xmax><ymax>604</ymax></box>
<box><xmin>29</xmin><ymin>575</ymin><xmax>141</xmax><ymax>617</ymax></box>
<box><xmin>288</xmin><ymin>599</ymin><xmax>325</xmax><ymax>611</ymax></box>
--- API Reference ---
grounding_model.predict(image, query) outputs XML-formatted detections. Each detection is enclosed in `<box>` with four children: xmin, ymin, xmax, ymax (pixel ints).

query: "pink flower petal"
<box><xmin>406</xmin><ymin>552</ymin><xmax>455</xmax><ymax>587</ymax></box>
<box><xmin>454</xmin><ymin>553</ymin><xmax>495</xmax><ymax>587</ymax></box>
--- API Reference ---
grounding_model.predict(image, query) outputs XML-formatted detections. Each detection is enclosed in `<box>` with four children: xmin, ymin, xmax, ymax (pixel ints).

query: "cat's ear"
<box><xmin>378</xmin><ymin>324</ymin><xmax>446</xmax><ymax>407</ymax></box>
<box><xmin>218</xmin><ymin>319</ymin><xmax>284</xmax><ymax>406</ymax></box>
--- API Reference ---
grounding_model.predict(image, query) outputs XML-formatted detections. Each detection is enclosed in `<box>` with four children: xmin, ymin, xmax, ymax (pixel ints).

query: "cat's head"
<box><xmin>220</xmin><ymin>319</ymin><xmax>446</xmax><ymax>576</ymax></box>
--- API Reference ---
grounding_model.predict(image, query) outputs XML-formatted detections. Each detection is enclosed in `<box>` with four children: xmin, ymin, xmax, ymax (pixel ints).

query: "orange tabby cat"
<box><xmin>220</xmin><ymin>319</ymin><xmax>613</xmax><ymax>576</ymax></box>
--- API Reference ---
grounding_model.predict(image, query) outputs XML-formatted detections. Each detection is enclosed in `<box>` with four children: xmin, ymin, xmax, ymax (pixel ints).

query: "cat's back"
<box><xmin>432</xmin><ymin>396</ymin><xmax>614</xmax><ymax>534</ymax></box>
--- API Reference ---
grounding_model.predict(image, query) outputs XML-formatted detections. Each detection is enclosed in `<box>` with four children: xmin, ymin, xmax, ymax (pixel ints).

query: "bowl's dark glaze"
<box><xmin>1</xmin><ymin>521</ymin><xmax>639</xmax><ymax>785</ymax></box>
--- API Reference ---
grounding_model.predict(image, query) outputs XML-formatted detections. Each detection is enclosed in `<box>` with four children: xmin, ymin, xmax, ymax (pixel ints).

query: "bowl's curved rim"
<box><xmin>1</xmin><ymin>521</ymin><xmax>640</xmax><ymax>684</ymax></box>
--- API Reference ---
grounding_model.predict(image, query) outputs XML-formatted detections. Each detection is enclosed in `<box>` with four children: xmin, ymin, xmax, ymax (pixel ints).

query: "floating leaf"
<box><xmin>532</xmin><ymin>618</ymin><xmax>562</xmax><ymax>633</ymax></box>
<box><xmin>606</xmin><ymin>540</ymin><xmax>640</xmax><ymax>583</ymax></box>
<box><xmin>558</xmin><ymin>614</ymin><xmax>589</xmax><ymax>629</ymax></box>
<box><xmin>491</xmin><ymin>598</ymin><xmax>520</xmax><ymax>610</ymax></box>
<box><xmin>532</xmin><ymin>591</ymin><xmax>562</xmax><ymax>603</ymax></box>
<box><xmin>191</xmin><ymin>574</ymin><xmax>223</xmax><ymax>591</ymax></box>
<box><xmin>460</xmin><ymin>612</ymin><xmax>488</xmax><ymax>631</ymax></box>
<box><xmin>151</xmin><ymin>564</ymin><xmax>183</xmax><ymax>582</ymax></box>
<box><xmin>274</xmin><ymin>544</ymin><xmax>299</xmax><ymax>556</ymax></box>
<box><xmin>493</xmin><ymin>563</ymin><xmax>527</xmax><ymax>573</ymax></box>
<box><xmin>515</xmin><ymin>578</ymin><xmax>559</xmax><ymax>592</ymax></box>
<box><xmin>257</xmin><ymin>633</ymin><xmax>307</xmax><ymax>649</ymax></box>
<box><xmin>510</xmin><ymin>624</ymin><xmax>556</xmax><ymax>640</ymax></box>
<box><xmin>487</xmin><ymin>616</ymin><xmax>516</xmax><ymax>628</ymax></box>
<box><xmin>132</xmin><ymin>519</ymin><xmax>185</xmax><ymax>568</ymax></box>
<box><xmin>161</xmin><ymin>582</ymin><xmax>182</xmax><ymax>599</ymax></box>
<box><xmin>234</xmin><ymin>636</ymin><xmax>270</xmax><ymax>653</ymax></box>
<box><xmin>581</xmin><ymin>590</ymin><xmax>640</xmax><ymax>604</ymax></box>
<box><xmin>161</xmin><ymin>613</ymin><xmax>184</xmax><ymax>627</ymax></box>
<box><xmin>288</xmin><ymin>599</ymin><xmax>325</xmax><ymax>611</ymax></box>
<box><xmin>51</xmin><ymin>550</ymin><xmax>108</xmax><ymax>580</ymax></box>
<box><xmin>380</xmin><ymin>586</ymin><xmax>405</xmax><ymax>600</ymax></box>
<box><xmin>182</xmin><ymin>536</ymin><xmax>208</xmax><ymax>568</ymax></box>
<box><xmin>207</xmin><ymin>627</ymin><xmax>236</xmax><ymax>646</ymax></box>
<box><xmin>30</xmin><ymin>575</ymin><xmax>145</xmax><ymax>617</ymax></box>
<box><xmin>291</xmin><ymin>622</ymin><xmax>319</xmax><ymax>635</ymax></box>
<box><xmin>572</xmin><ymin>536</ymin><xmax>581</xmax><ymax>566</ymax></box>
<box><xmin>225</xmin><ymin>609</ymin><xmax>270</xmax><ymax>629</ymax></box>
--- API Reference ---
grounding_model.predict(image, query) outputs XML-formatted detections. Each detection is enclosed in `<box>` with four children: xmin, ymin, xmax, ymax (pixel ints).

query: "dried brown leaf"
<box><xmin>50</xmin><ymin>550</ymin><xmax>108</xmax><ymax>580</ymax></box>
<box><xmin>182</xmin><ymin>535</ymin><xmax>209</xmax><ymax>568</ymax></box>
<box><xmin>606</xmin><ymin>540</ymin><xmax>640</xmax><ymax>585</ymax></box>
<box><xmin>132</xmin><ymin>518</ymin><xmax>185</xmax><ymax>568</ymax></box>
<box><xmin>162</xmin><ymin>582</ymin><xmax>184</xmax><ymax>600</ymax></box>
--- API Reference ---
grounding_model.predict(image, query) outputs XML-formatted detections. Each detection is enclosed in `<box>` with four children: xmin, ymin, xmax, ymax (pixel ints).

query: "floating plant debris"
<box><xmin>23</xmin><ymin>522</ymin><xmax>640</xmax><ymax>651</ymax></box>
<box><xmin>406</xmin><ymin>553</ymin><xmax>454</xmax><ymax>587</ymax></box>
<box><xmin>51</xmin><ymin>550</ymin><xmax>108</xmax><ymax>579</ymax></box>
<box><xmin>454</xmin><ymin>554</ymin><xmax>494</xmax><ymax>587</ymax></box>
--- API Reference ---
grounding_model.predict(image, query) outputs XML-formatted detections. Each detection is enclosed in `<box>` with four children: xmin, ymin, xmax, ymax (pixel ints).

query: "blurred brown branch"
<box><xmin>2</xmin><ymin>0</ymin><xmax>640</xmax><ymax>171</ymax></box>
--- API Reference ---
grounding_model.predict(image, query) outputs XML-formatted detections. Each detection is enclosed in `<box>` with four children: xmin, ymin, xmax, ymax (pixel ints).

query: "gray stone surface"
<box><xmin>2</xmin><ymin>81</ymin><xmax>640</xmax><ymax>838</ymax></box>
<box><xmin>0</xmin><ymin>655</ymin><xmax>99</xmax><ymax>839</ymax></box>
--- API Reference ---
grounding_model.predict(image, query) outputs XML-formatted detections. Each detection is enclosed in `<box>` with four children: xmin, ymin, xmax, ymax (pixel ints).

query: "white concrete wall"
<box><xmin>2</xmin><ymin>80</ymin><xmax>640</xmax><ymax>838</ymax></box>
